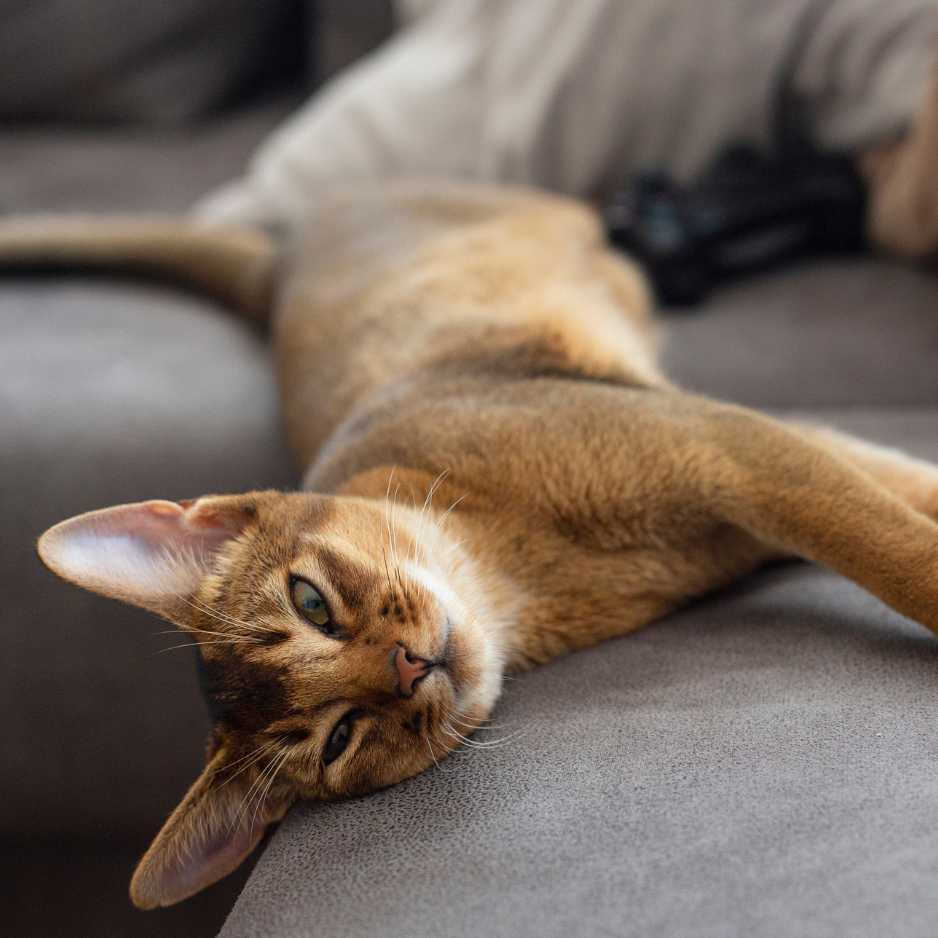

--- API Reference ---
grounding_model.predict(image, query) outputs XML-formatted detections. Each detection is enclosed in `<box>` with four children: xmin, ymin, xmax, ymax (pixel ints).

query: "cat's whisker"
<box><xmin>232</xmin><ymin>773</ymin><xmax>269</xmax><ymax>835</ymax></box>
<box><xmin>154</xmin><ymin>627</ymin><xmax>253</xmax><ymax>642</ymax></box>
<box><xmin>406</xmin><ymin>487</ymin><xmax>421</xmax><ymax>566</ymax></box>
<box><xmin>181</xmin><ymin>594</ymin><xmax>276</xmax><ymax>636</ymax></box>
<box><xmin>217</xmin><ymin>739</ymin><xmax>284</xmax><ymax>789</ymax></box>
<box><xmin>232</xmin><ymin>740</ymin><xmax>287</xmax><ymax>834</ymax></box>
<box><xmin>382</xmin><ymin>550</ymin><xmax>395</xmax><ymax>598</ymax></box>
<box><xmin>439</xmin><ymin>493</ymin><xmax>467</xmax><ymax>524</ymax></box>
<box><xmin>421</xmin><ymin>469</ymin><xmax>448</xmax><ymax>517</ymax></box>
<box><xmin>383</xmin><ymin>467</ymin><xmax>400</xmax><ymax>574</ymax></box>
<box><xmin>386</xmin><ymin>480</ymin><xmax>408</xmax><ymax>593</ymax></box>
<box><xmin>250</xmin><ymin>747</ymin><xmax>291</xmax><ymax>835</ymax></box>
<box><xmin>181</xmin><ymin>587</ymin><xmax>272</xmax><ymax>634</ymax></box>
<box><xmin>448</xmin><ymin>714</ymin><xmax>514</xmax><ymax>731</ymax></box>
<box><xmin>256</xmin><ymin>748</ymin><xmax>290</xmax><ymax>810</ymax></box>
<box><xmin>415</xmin><ymin>469</ymin><xmax>450</xmax><ymax>564</ymax></box>
<box><xmin>157</xmin><ymin>638</ymin><xmax>259</xmax><ymax>654</ymax></box>
<box><xmin>425</xmin><ymin>734</ymin><xmax>441</xmax><ymax>770</ymax></box>
<box><xmin>222</xmin><ymin>739</ymin><xmax>279</xmax><ymax>774</ymax></box>
<box><xmin>443</xmin><ymin>721</ymin><xmax>525</xmax><ymax>749</ymax></box>
<box><xmin>178</xmin><ymin>593</ymin><xmax>259</xmax><ymax>632</ymax></box>
<box><xmin>394</xmin><ymin>494</ymin><xmax>405</xmax><ymax>593</ymax></box>
<box><xmin>442</xmin><ymin>705</ymin><xmax>518</xmax><ymax>740</ymax></box>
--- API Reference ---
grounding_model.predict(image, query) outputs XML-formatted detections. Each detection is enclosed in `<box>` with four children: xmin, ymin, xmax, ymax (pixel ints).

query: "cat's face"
<box><xmin>38</xmin><ymin>489</ymin><xmax>503</xmax><ymax>909</ymax></box>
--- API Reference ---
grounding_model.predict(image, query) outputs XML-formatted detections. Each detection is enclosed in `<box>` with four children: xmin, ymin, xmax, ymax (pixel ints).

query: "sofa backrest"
<box><xmin>0</xmin><ymin>0</ymin><xmax>305</xmax><ymax>124</ymax></box>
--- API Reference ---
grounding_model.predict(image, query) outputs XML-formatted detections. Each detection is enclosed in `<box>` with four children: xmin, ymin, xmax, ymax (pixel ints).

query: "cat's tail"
<box><xmin>0</xmin><ymin>216</ymin><xmax>277</xmax><ymax>320</ymax></box>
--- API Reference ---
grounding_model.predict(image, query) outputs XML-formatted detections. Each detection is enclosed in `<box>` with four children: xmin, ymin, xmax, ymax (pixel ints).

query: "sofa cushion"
<box><xmin>662</xmin><ymin>258</ymin><xmax>938</xmax><ymax>409</ymax></box>
<box><xmin>0</xmin><ymin>100</ymin><xmax>295</xmax><ymax>215</ymax></box>
<box><xmin>0</xmin><ymin>103</ymin><xmax>297</xmax><ymax>839</ymax></box>
<box><xmin>0</xmin><ymin>277</ymin><xmax>295</xmax><ymax>837</ymax></box>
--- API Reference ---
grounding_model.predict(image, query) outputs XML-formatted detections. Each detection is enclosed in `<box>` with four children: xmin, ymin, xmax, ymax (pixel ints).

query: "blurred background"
<box><xmin>0</xmin><ymin>1</ymin><xmax>393</xmax><ymax>215</ymax></box>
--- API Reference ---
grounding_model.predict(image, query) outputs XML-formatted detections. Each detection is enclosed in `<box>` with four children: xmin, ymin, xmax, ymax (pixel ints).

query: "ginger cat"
<box><xmin>5</xmin><ymin>171</ymin><xmax>938</xmax><ymax>911</ymax></box>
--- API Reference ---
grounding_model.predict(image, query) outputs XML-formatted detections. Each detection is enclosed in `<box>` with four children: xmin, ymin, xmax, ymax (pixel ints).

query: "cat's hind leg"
<box><xmin>788</xmin><ymin>421</ymin><xmax>938</xmax><ymax>520</ymax></box>
<box><xmin>578</xmin><ymin>395</ymin><xmax>938</xmax><ymax>637</ymax></box>
<box><xmin>686</xmin><ymin>404</ymin><xmax>938</xmax><ymax>635</ymax></box>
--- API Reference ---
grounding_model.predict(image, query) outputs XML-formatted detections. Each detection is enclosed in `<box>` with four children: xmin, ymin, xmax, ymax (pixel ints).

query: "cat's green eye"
<box><xmin>323</xmin><ymin>712</ymin><xmax>356</xmax><ymax>765</ymax></box>
<box><xmin>289</xmin><ymin>576</ymin><xmax>336</xmax><ymax>635</ymax></box>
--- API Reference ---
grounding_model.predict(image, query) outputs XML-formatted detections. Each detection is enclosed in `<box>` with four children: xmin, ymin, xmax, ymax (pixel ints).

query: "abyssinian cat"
<box><xmin>5</xmin><ymin>71</ymin><xmax>938</xmax><ymax>907</ymax></box>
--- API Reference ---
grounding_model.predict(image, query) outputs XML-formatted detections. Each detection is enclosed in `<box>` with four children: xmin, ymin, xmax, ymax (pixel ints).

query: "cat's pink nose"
<box><xmin>394</xmin><ymin>644</ymin><xmax>433</xmax><ymax>697</ymax></box>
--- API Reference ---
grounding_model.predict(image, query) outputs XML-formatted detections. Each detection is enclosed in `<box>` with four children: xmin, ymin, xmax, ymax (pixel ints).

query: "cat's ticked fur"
<box><xmin>7</xmin><ymin>167</ymin><xmax>938</xmax><ymax>907</ymax></box>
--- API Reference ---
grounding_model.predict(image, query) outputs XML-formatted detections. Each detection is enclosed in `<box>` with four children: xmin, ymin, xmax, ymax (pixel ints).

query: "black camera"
<box><xmin>603</xmin><ymin>147</ymin><xmax>868</xmax><ymax>307</ymax></box>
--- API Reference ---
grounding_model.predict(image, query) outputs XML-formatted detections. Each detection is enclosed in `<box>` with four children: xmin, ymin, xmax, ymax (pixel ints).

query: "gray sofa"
<box><xmin>5</xmin><ymin>9</ymin><xmax>938</xmax><ymax>938</ymax></box>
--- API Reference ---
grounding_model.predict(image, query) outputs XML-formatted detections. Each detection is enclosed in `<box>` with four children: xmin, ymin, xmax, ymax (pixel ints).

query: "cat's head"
<box><xmin>37</xmin><ymin>489</ymin><xmax>503</xmax><ymax>908</ymax></box>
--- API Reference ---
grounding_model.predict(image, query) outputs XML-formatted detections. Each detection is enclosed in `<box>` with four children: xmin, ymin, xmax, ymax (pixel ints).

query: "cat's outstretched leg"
<box><xmin>689</xmin><ymin>404</ymin><xmax>938</xmax><ymax>634</ymax></box>
<box><xmin>788</xmin><ymin>421</ymin><xmax>938</xmax><ymax>520</ymax></box>
<box><xmin>501</xmin><ymin>396</ymin><xmax>938</xmax><ymax>662</ymax></box>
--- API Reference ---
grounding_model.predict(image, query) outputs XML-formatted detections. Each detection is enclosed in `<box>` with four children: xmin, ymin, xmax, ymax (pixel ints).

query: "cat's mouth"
<box><xmin>410</xmin><ymin>669</ymin><xmax>433</xmax><ymax>694</ymax></box>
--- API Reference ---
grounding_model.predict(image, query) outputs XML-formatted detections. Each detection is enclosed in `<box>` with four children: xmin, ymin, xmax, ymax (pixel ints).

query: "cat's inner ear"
<box><xmin>37</xmin><ymin>496</ymin><xmax>257</xmax><ymax>621</ymax></box>
<box><xmin>130</xmin><ymin>747</ymin><xmax>294</xmax><ymax>910</ymax></box>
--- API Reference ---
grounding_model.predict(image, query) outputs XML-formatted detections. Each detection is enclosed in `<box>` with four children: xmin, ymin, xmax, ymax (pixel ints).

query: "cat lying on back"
<box><xmin>4</xmin><ymin>65</ymin><xmax>938</xmax><ymax>908</ymax></box>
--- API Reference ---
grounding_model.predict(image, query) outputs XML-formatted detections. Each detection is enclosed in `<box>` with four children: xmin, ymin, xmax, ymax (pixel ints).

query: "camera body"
<box><xmin>604</xmin><ymin>148</ymin><xmax>868</xmax><ymax>307</ymax></box>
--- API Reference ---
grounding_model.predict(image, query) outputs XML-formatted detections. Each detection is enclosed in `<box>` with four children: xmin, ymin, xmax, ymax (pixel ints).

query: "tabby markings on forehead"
<box><xmin>295</xmin><ymin>536</ymin><xmax>381</xmax><ymax>611</ymax></box>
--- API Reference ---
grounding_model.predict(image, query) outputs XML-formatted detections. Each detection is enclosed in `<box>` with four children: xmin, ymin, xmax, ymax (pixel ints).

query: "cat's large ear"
<box><xmin>37</xmin><ymin>496</ymin><xmax>258</xmax><ymax>622</ymax></box>
<box><xmin>130</xmin><ymin>747</ymin><xmax>294</xmax><ymax>909</ymax></box>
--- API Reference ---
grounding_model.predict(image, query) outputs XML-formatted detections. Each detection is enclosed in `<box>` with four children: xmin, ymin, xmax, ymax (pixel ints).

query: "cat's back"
<box><xmin>274</xmin><ymin>180</ymin><xmax>666</xmax><ymax>467</ymax></box>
